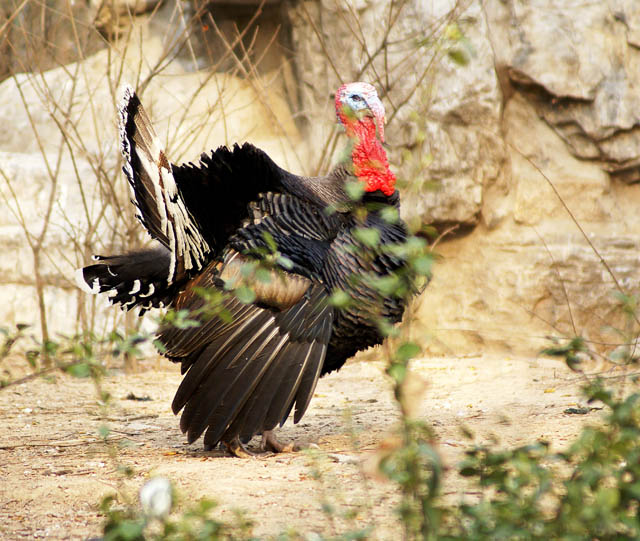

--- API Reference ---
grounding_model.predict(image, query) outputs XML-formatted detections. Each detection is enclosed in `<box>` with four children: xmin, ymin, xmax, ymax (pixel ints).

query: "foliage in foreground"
<box><xmin>450</xmin><ymin>380</ymin><xmax>640</xmax><ymax>540</ymax></box>
<box><xmin>101</xmin><ymin>489</ymin><xmax>253</xmax><ymax>541</ymax></box>
<box><xmin>94</xmin><ymin>349</ymin><xmax>640</xmax><ymax>540</ymax></box>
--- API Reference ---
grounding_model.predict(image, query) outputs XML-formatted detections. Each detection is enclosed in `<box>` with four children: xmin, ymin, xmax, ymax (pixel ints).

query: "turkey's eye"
<box><xmin>350</xmin><ymin>94</ymin><xmax>364</xmax><ymax>102</ymax></box>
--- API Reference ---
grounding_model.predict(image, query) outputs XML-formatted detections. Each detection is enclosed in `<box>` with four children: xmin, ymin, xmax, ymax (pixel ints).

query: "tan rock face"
<box><xmin>504</xmin><ymin>94</ymin><xmax>611</xmax><ymax>226</ymax></box>
<box><xmin>418</xmin><ymin>202</ymin><xmax>640</xmax><ymax>357</ymax></box>
<box><xmin>418</xmin><ymin>77</ymin><xmax>640</xmax><ymax>355</ymax></box>
<box><xmin>485</xmin><ymin>0</ymin><xmax>640</xmax><ymax>183</ymax></box>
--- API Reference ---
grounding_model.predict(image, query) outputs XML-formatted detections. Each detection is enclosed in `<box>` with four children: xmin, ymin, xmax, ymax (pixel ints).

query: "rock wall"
<box><xmin>291</xmin><ymin>0</ymin><xmax>640</xmax><ymax>355</ymax></box>
<box><xmin>1</xmin><ymin>0</ymin><xmax>639</xmax><ymax>359</ymax></box>
<box><xmin>418</xmin><ymin>0</ymin><xmax>640</xmax><ymax>354</ymax></box>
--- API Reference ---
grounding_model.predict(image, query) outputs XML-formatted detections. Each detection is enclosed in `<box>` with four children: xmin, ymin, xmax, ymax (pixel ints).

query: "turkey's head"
<box><xmin>335</xmin><ymin>82</ymin><xmax>386</xmax><ymax>143</ymax></box>
<box><xmin>334</xmin><ymin>82</ymin><xmax>395</xmax><ymax>197</ymax></box>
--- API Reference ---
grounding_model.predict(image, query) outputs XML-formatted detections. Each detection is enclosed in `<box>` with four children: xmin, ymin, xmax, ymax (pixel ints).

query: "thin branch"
<box><xmin>429</xmin><ymin>224</ymin><xmax>459</xmax><ymax>251</ymax></box>
<box><xmin>300</xmin><ymin>1</ymin><xmax>342</xmax><ymax>82</ymax></box>
<box><xmin>0</xmin><ymin>0</ymin><xmax>30</xmax><ymax>37</ymax></box>
<box><xmin>509</xmin><ymin>142</ymin><xmax>640</xmax><ymax>327</ymax></box>
<box><xmin>532</xmin><ymin>226</ymin><xmax>578</xmax><ymax>337</ymax></box>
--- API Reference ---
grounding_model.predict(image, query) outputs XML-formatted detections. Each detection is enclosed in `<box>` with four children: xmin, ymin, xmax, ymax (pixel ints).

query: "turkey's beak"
<box><xmin>367</xmin><ymin>97</ymin><xmax>386</xmax><ymax>143</ymax></box>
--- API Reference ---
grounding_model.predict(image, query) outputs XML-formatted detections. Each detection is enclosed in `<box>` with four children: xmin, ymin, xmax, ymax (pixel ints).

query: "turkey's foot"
<box><xmin>222</xmin><ymin>436</ymin><xmax>257</xmax><ymax>458</ymax></box>
<box><xmin>260</xmin><ymin>430</ymin><xmax>299</xmax><ymax>453</ymax></box>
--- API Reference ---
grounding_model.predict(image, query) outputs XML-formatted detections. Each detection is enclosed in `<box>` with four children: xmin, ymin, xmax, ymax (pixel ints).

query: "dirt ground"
<box><xmin>0</xmin><ymin>352</ymin><xmax>622</xmax><ymax>540</ymax></box>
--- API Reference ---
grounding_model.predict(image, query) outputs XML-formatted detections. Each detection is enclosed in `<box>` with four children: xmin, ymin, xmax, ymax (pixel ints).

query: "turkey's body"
<box><xmin>79</xmin><ymin>83</ymin><xmax>409</xmax><ymax>454</ymax></box>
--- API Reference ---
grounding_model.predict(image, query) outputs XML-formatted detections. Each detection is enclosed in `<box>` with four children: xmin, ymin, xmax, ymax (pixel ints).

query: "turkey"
<box><xmin>78</xmin><ymin>82</ymin><xmax>411</xmax><ymax>456</ymax></box>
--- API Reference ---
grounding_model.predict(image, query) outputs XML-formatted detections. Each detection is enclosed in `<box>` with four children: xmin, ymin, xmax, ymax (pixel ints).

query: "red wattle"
<box><xmin>350</xmin><ymin>118</ymin><xmax>396</xmax><ymax>196</ymax></box>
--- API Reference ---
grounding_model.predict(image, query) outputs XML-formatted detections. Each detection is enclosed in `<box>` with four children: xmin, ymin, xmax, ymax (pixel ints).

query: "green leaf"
<box><xmin>235</xmin><ymin>285</ymin><xmax>256</xmax><ymax>304</ymax></box>
<box><xmin>171</xmin><ymin>311</ymin><xmax>200</xmax><ymax>329</ymax></box>
<box><xmin>354</xmin><ymin>227</ymin><xmax>381</xmax><ymax>248</ymax></box>
<box><xmin>321</xmin><ymin>501</ymin><xmax>335</xmax><ymax>514</ymax></box>
<box><xmin>611</xmin><ymin>289</ymin><xmax>635</xmax><ymax>306</ymax></box>
<box><xmin>345</xmin><ymin>180</ymin><xmax>365</xmax><ymax>201</ymax></box>
<box><xmin>26</xmin><ymin>349</ymin><xmax>39</xmax><ymax>367</ymax></box>
<box><xmin>98</xmin><ymin>424</ymin><xmax>111</xmax><ymax>439</ymax></box>
<box><xmin>380</xmin><ymin>206</ymin><xmax>399</xmax><ymax>224</ymax></box>
<box><xmin>387</xmin><ymin>362</ymin><xmax>407</xmax><ymax>384</ymax></box>
<box><xmin>448</xmin><ymin>47</ymin><xmax>470</xmax><ymax>66</ymax></box>
<box><xmin>66</xmin><ymin>362</ymin><xmax>91</xmax><ymax>378</ymax></box>
<box><xmin>276</xmin><ymin>255</ymin><xmax>294</xmax><ymax>270</ymax></box>
<box><xmin>113</xmin><ymin>520</ymin><xmax>145</xmax><ymax>540</ymax></box>
<box><xmin>595</xmin><ymin>487</ymin><xmax>620</xmax><ymax>510</ymax></box>
<box><xmin>459</xmin><ymin>466</ymin><xmax>480</xmax><ymax>477</ymax></box>
<box><xmin>240</xmin><ymin>260</ymin><xmax>258</xmax><ymax>278</ymax></box>
<box><xmin>255</xmin><ymin>267</ymin><xmax>273</xmax><ymax>284</ymax></box>
<box><xmin>397</xmin><ymin>342</ymin><xmax>421</xmax><ymax>362</ymax></box>
<box><xmin>262</xmin><ymin>231</ymin><xmax>278</xmax><ymax>254</ymax></box>
<box><xmin>411</xmin><ymin>255</ymin><xmax>432</xmax><ymax>276</ymax></box>
<box><xmin>43</xmin><ymin>340</ymin><xmax>59</xmax><ymax>356</ymax></box>
<box><xmin>377</xmin><ymin>317</ymin><xmax>399</xmax><ymax>338</ymax></box>
<box><xmin>329</xmin><ymin>289</ymin><xmax>352</xmax><ymax>308</ymax></box>
<box><xmin>153</xmin><ymin>339</ymin><xmax>167</xmax><ymax>354</ymax></box>
<box><xmin>444</xmin><ymin>22</ymin><xmax>462</xmax><ymax>41</ymax></box>
<box><xmin>197</xmin><ymin>499</ymin><xmax>218</xmax><ymax>513</ymax></box>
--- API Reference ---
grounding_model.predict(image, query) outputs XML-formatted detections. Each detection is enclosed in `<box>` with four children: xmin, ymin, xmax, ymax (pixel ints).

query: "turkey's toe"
<box><xmin>260</xmin><ymin>430</ymin><xmax>299</xmax><ymax>453</ymax></box>
<box><xmin>222</xmin><ymin>436</ymin><xmax>257</xmax><ymax>458</ymax></box>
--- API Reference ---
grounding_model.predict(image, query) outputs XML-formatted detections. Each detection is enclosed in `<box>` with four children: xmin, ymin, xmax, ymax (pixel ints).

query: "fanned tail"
<box><xmin>119</xmin><ymin>85</ymin><xmax>210</xmax><ymax>284</ymax></box>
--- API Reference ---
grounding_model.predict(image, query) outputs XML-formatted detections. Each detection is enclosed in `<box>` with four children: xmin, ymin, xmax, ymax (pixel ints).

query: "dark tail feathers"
<box><xmin>77</xmin><ymin>246</ymin><xmax>175</xmax><ymax>313</ymax></box>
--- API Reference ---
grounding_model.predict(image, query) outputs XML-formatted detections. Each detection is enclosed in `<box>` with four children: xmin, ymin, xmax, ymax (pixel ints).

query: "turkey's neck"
<box><xmin>347</xmin><ymin>118</ymin><xmax>396</xmax><ymax>197</ymax></box>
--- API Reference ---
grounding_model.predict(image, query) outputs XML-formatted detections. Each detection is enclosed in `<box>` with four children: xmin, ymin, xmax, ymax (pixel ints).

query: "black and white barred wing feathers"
<box><xmin>119</xmin><ymin>85</ymin><xmax>210</xmax><ymax>283</ymax></box>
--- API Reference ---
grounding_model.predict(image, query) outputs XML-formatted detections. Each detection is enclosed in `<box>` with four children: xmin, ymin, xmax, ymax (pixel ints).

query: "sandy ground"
<box><xmin>0</xmin><ymin>353</ymin><xmax>619</xmax><ymax>540</ymax></box>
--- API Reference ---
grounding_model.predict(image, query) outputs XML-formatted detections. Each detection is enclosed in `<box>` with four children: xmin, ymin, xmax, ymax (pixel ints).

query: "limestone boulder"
<box><xmin>485</xmin><ymin>0</ymin><xmax>640</xmax><ymax>183</ymax></box>
<box><xmin>418</xmin><ymin>214</ymin><xmax>640</xmax><ymax>356</ymax></box>
<box><xmin>418</xmin><ymin>79</ymin><xmax>640</xmax><ymax>356</ymax></box>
